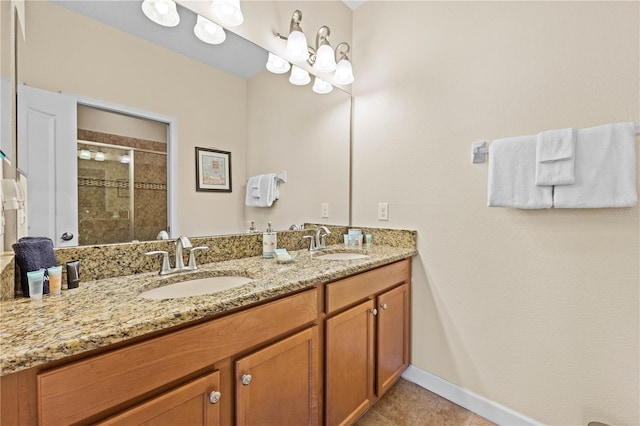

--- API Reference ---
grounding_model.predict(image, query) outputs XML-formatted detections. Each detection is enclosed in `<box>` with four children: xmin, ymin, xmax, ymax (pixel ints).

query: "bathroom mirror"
<box><xmin>16</xmin><ymin>0</ymin><xmax>351</xmax><ymax>246</ymax></box>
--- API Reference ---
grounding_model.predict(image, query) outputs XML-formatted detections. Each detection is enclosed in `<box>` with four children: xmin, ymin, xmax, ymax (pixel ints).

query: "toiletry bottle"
<box><xmin>263</xmin><ymin>222</ymin><xmax>277</xmax><ymax>259</ymax></box>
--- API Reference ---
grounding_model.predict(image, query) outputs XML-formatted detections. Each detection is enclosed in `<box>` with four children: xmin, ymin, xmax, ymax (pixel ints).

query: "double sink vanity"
<box><xmin>0</xmin><ymin>226</ymin><xmax>416</xmax><ymax>425</ymax></box>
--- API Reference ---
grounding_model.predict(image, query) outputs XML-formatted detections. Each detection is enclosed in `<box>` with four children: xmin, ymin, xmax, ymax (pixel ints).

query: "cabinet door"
<box><xmin>325</xmin><ymin>300</ymin><xmax>376</xmax><ymax>426</ymax></box>
<box><xmin>97</xmin><ymin>370</ymin><xmax>221</xmax><ymax>426</ymax></box>
<box><xmin>377</xmin><ymin>283</ymin><xmax>410</xmax><ymax>397</ymax></box>
<box><xmin>236</xmin><ymin>326</ymin><xmax>318</xmax><ymax>426</ymax></box>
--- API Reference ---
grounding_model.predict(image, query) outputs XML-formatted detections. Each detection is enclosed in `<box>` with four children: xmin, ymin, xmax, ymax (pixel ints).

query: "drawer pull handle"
<box><xmin>209</xmin><ymin>391</ymin><xmax>222</xmax><ymax>404</ymax></box>
<box><xmin>370</xmin><ymin>308</ymin><xmax>378</xmax><ymax>316</ymax></box>
<box><xmin>241</xmin><ymin>374</ymin><xmax>252</xmax><ymax>386</ymax></box>
<box><xmin>380</xmin><ymin>303</ymin><xmax>388</xmax><ymax>310</ymax></box>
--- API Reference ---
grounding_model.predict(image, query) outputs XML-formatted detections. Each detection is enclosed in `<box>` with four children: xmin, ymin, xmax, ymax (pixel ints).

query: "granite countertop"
<box><xmin>0</xmin><ymin>245</ymin><xmax>416</xmax><ymax>376</ymax></box>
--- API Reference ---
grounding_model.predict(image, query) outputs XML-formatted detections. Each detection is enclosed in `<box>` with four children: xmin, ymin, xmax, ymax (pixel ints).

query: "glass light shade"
<box><xmin>194</xmin><ymin>15</ymin><xmax>226</xmax><ymax>44</ymax></box>
<box><xmin>312</xmin><ymin>77</ymin><xmax>333</xmax><ymax>94</ymax></box>
<box><xmin>266</xmin><ymin>52</ymin><xmax>291</xmax><ymax>74</ymax></box>
<box><xmin>289</xmin><ymin>66</ymin><xmax>311</xmax><ymax>86</ymax></box>
<box><xmin>141</xmin><ymin>0</ymin><xmax>180</xmax><ymax>27</ymax></box>
<box><xmin>79</xmin><ymin>149</ymin><xmax>91</xmax><ymax>160</ymax></box>
<box><xmin>333</xmin><ymin>58</ymin><xmax>354</xmax><ymax>85</ymax></box>
<box><xmin>211</xmin><ymin>0</ymin><xmax>244</xmax><ymax>27</ymax></box>
<box><xmin>94</xmin><ymin>152</ymin><xmax>105</xmax><ymax>162</ymax></box>
<box><xmin>285</xmin><ymin>31</ymin><xmax>310</xmax><ymax>62</ymax></box>
<box><xmin>120</xmin><ymin>155</ymin><xmax>132</xmax><ymax>164</ymax></box>
<box><xmin>314</xmin><ymin>44</ymin><xmax>337</xmax><ymax>72</ymax></box>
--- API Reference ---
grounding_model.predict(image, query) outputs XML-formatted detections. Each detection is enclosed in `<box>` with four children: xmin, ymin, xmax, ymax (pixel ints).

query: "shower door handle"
<box><xmin>61</xmin><ymin>232</ymin><xmax>74</xmax><ymax>241</ymax></box>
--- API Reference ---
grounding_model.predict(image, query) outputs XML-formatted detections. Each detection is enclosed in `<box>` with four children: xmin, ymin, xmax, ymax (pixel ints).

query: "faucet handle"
<box><xmin>303</xmin><ymin>235</ymin><xmax>316</xmax><ymax>251</ymax></box>
<box><xmin>145</xmin><ymin>250</ymin><xmax>172</xmax><ymax>275</ymax></box>
<box><xmin>187</xmin><ymin>246</ymin><xmax>209</xmax><ymax>269</ymax></box>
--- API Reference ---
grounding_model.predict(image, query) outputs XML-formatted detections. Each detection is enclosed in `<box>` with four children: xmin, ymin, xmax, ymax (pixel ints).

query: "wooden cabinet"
<box><xmin>325</xmin><ymin>300</ymin><xmax>376</xmax><ymax>426</ymax></box>
<box><xmin>36</xmin><ymin>289</ymin><xmax>317</xmax><ymax>425</ymax></box>
<box><xmin>236</xmin><ymin>326</ymin><xmax>319</xmax><ymax>426</ymax></box>
<box><xmin>96</xmin><ymin>370</ymin><xmax>221</xmax><ymax>426</ymax></box>
<box><xmin>325</xmin><ymin>260</ymin><xmax>411</xmax><ymax>426</ymax></box>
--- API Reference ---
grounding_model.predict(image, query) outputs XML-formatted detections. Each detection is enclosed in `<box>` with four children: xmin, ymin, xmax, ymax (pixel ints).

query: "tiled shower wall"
<box><xmin>77</xmin><ymin>130</ymin><xmax>167</xmax><ymax>245</ymax></box>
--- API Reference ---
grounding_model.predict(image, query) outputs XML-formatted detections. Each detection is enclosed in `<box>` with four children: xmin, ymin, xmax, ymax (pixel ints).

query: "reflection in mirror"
<box><xmin>77</xmin><ymin>106</ymin><xmax>168</xmax><ymax>245</ymax></box>
<box><xmin>17</xmin><ymin>0</ymin><xmax>351</xmax><ymax>247</ymax></box>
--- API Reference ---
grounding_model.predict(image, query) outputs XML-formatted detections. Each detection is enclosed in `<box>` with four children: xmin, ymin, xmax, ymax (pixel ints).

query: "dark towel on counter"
<box><xmin>12</xmin><ymin>237</ymin><xmax>57</xmax><ymax>297</ymax></box>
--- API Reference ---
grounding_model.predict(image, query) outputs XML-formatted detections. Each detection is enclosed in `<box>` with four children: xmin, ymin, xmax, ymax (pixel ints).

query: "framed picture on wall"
<box><xmin>195</xmin><ymin>147</ymin><xmax>232</xmax><ymax>192</ymax></box>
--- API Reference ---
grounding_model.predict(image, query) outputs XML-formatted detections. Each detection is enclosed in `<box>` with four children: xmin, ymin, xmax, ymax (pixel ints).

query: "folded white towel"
<box><xmin>553</xmin><ymin>122</ymin><xmax>638</xmax><ymax>208</ymax></box>
<box><xmin>245</xmin><ymin>173</ymin><xmax>279</xmax><ymax>208</ymax></box>
<box><xmin>536</xmin><ymin>128</ymin><xmax>575</xmax><ymax>186</ymax></box>
<box><xmin>487</xmin><ymin>135</ymin><xmax>553</xmax><ymax>209</ymax></box>
<box><xmin>251</xmin><ymin>176</ymin><xmax>260</xmax><ymax>198</ymax></box>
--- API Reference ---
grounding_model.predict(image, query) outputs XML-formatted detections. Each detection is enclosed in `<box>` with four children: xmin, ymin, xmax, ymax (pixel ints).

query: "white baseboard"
<box><xmin>401</xmin><ymin>365</ymin><xmax>540</xmax><ymax>426</ymax></box>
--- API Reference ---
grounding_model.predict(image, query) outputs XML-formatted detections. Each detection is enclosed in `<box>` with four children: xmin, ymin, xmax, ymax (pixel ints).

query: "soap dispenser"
<box><xmin>262</xmin><ymin>222</ymin><xmax>277</xmax><ymax>259</ymax></box>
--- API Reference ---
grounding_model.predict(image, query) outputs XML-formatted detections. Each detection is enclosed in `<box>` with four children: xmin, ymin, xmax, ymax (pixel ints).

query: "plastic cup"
<box><xmin>48</xmin><ymin>265</ymin><xmax>63</xmax><ymax>295</ymax></box>
<box><xmin>26</xmin><ymin>269</ymin><xmax>45</xmax><ymax>301</ymax></box>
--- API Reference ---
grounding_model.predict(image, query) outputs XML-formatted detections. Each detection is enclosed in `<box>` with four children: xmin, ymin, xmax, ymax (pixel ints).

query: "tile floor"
<box><xmin>355</xmin><ymin>379</ymin><xmax>496</xmax><ymax>426</ymax></box>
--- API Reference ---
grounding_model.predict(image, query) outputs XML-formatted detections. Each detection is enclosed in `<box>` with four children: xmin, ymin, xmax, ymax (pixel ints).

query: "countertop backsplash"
<box><xmin>1</xmin><ymin>226</ymin><xmax>417</xmax><ymax>300</ymax></box>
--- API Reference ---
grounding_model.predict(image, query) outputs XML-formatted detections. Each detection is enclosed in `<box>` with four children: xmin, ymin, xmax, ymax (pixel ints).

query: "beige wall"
<box><xmin>352</xmin><ymin>1</ymin><xmax>639</xmax><ymax>425</ymax></box>
<box><xmin>19</xmin><ymin>1</ymin><xmax>247</xmax><ymax>237</ymax></box>
<box><xmin>245</xmin><ymin>69</ymin><xmax>350</xmax><ymax>231</ymax></box>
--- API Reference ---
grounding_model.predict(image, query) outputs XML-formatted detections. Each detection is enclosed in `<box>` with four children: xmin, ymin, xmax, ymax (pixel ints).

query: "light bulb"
<box><xmin>94</xmin><ymin>152</ymin><xmax>105</xmax><ymax>162</ymax></box>
<box><xmin>266</xmin><ymin>52</ymin><xmax>291</xmax><ymax>74</ymax></box>
<box><xmin>285</xmin><ymin>31</ymin><xmax>310</xmax><ymax>62</ymax></box>
<box><xmin>312</xmin><ymin>77</ymin><xmax>333</xmax><ymax>94</ymax></box>
<box><xmin>120</xmin><ymin>155</ymin><xmax>131</xmax><ymax>164</ymax></box>
<box><xmin>314</xmin><ymin>44</ymin><xmax>337</xmax><ymax>72</ymax></box>
<box><xmin>194</xmin><ymin>15</ymin><xmax>226</xmax><ymax>44</ymax></box>
<box><xmin>141</xmin><ymin>0</ymin><xmax>180</xmax><ymax>27</ymax></box>
<box><xmin>334</xmin><ymin>58</ymin><xmax>354</xmax><ymax>85</ymax></box>
<box><xmin>79</xmin><ymin>150</ymin><xmax>91</xmax><ymax>160</ymax></box>
<box><xmin>212</xmin><ymin>0</ymin><xmax>244</xmax><ymax>27</ymax></box>
<box><xmin>289</xmin><ymin>66</ymin><xmax>311</xmax><ymax>86</ymax></box>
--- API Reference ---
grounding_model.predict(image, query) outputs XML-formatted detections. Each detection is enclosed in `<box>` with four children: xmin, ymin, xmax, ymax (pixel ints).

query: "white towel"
<box><xmin>487</xmin><ymin>135</ymin><xmax>553</xmax><ymax>209</ymax></box>
<box><xmin>251</xmin><ymin>176</ymin><xmax>260</xmax><ymax>198</ymax></box>
<box><xmin>553</xmin><ymin>122</ymin><xmax>638</xmax><ymax>208</ymax></box>
<box><xmin>245</xmin><ymin>173</ymin><xmax>279</xmax><ymax>207</ymax></box>
<box><xmin>536</xmin><ymin>128</ymin><xmax>575</xmax><ymax>186</ymax></box>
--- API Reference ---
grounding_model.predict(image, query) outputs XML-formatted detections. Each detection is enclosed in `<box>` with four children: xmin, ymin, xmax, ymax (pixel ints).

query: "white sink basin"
<box><xmin>139</xmin><ymin>276</ymin><xmax>253</xmax><ymax>300</ymax></box>
<box><xmin>314</xmin><ymin>252</ymin><xmax>370</xmax><ymax>261</ymax></box>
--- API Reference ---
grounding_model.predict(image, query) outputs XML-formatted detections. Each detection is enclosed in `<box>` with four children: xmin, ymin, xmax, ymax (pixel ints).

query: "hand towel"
<box><xmin>245</xmin><ymin>174</ymin><xmax>279</xmax><ymax>207</ymax></box>
<box><xmin>535</xmin><ymin>128</ymin><xmax>575</xmax><ymax>186</ymax></box>
<box><xmin>12</xmin><ymin>237</ymin><xmax>58</xmax><ymax>297</ymax></box>
<box><xmin>251</xmin><ymin>175</ymin><xmax>260</xmax><ymax>198</ymax></box>
<box><xmin>553</xmin><ymin>122</ymin><xmax>637</xmax><ymax>208</ymax></box>
<box><xmin>487</xmin><ymin>135</ymin><xmax>553</xmax><ymax>209</ymax></box>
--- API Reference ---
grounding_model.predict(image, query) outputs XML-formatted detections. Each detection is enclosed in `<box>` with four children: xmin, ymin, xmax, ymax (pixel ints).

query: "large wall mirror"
<box><xmin>14</xmin><ymin>0</ymin><xmax>351</xmax><ymax>247</ymax></box>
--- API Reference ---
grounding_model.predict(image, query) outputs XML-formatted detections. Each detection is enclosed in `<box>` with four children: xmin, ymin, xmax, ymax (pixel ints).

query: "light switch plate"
<box><xmin>321</xmin><ymin>203</ymin><xmax>329</xmax><ymax>218</ymax></box>
<box><xmin>377</xmin><ymin>203</ymin><xmax>389</xmax><ymax>221</ymax></box>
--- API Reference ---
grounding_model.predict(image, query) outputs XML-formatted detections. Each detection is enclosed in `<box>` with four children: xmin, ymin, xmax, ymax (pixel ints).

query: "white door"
<box><xmin>17</xmin><ymin>84</ymin><xmax>78</xmax><ymax>247</ymax></box>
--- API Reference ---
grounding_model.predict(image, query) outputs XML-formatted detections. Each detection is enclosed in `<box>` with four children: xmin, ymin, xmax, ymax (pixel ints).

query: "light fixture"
<box><xmin>79</xmin><ymin>149</ymin><xmax>91</xmax><ymax>160</ymax></box>
<box><xmin>273</xmin><ymin>10</ymin><xmax>354</xmax><ymax>92</ymax></box>
<box><xmin>94</xmin><ymin>152</ymin><xmax>105</xmax><ymax>162</ymax></box>
<box><xmin>141</xmin><ymin>0</ymin><xmax>180</xmax><ymax>27</ymax></box>
<box><xmin>211</xmin><ymin>0</ymin><xmax>244</xmax><ymax>27</ymax></box>
<box><xmin>266</xmin><ymin>52</ymin><xmax>291</xmax><ymax>74</ymax></box>
<box><xmin>333</xmin><ymin>42</ymin><xmax>354</xmax><ymax>85</ymax></box>
<box><xmin>282</xmin><ymin>10</ymin><xmax>309</xmax><ymax>62</ymax></box>
<box><xmin>120</xmin><ymin>155</ymin><xmax>132</xmax><ymax>164</ymax></box>
<box><xmin>312</xmin><ymin>77</ymin><xmax>333</xmax><ymax>94</ymax></box>
<box><xmin>289</xmin><ymin>66</ymin><xmax>311</xmax><ymax>86</ymax></box>
<box><xmin>194</xmin><ymin>15</ymin><xmax>226</xmax><ymax>44</ymax></box>
<box><xmin>313</xmin><ymin>26</ymin><xmax>336</xmax><ymax>73</ymax></box>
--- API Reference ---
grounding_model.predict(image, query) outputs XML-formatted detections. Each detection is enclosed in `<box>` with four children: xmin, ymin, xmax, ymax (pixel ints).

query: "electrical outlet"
<box><xmin>321</xmin><ymin>203</ymin><xmax>329</xmax><ymax>218</ymax></box>
<box><xmin>377</xmin><ymin>203</ymin><xmax>389</xmax><ymax>221</ymax></box>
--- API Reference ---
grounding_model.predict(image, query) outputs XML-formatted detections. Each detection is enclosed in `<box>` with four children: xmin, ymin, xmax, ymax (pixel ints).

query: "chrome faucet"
<box><xmin>303</xmin><ymin>226</ymin><xmax>331</xmax><ymax>251</ymax></box>
<box><xmin>145</xmin><ymin>236</ymin><xmax>209</xmax><ymax>275</ymax></box>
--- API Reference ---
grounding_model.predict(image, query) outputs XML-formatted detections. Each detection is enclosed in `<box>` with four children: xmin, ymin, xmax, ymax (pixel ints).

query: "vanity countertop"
<box><xmin>0</xmin><ymin>245</ymin><xmax>416</xmax><ymax>376</ymax></box>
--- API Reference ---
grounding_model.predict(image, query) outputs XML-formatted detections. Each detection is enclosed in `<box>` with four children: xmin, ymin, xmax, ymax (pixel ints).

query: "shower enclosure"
<box><xmin>77</xmin><ymin>140</ymin><xmax>167</xmax><ymax>245</ymax></box>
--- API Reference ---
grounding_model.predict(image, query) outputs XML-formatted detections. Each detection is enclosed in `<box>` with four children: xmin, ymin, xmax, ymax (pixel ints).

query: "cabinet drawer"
<box><xmin>326</xmin><ymin>259</ymin><xmax>410</xmax><ymax>314</ymax></box>
<box><xmin>38</xmin><ymin>289</ymin><xmax>317</xmax><ymax>426</ymax></box>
